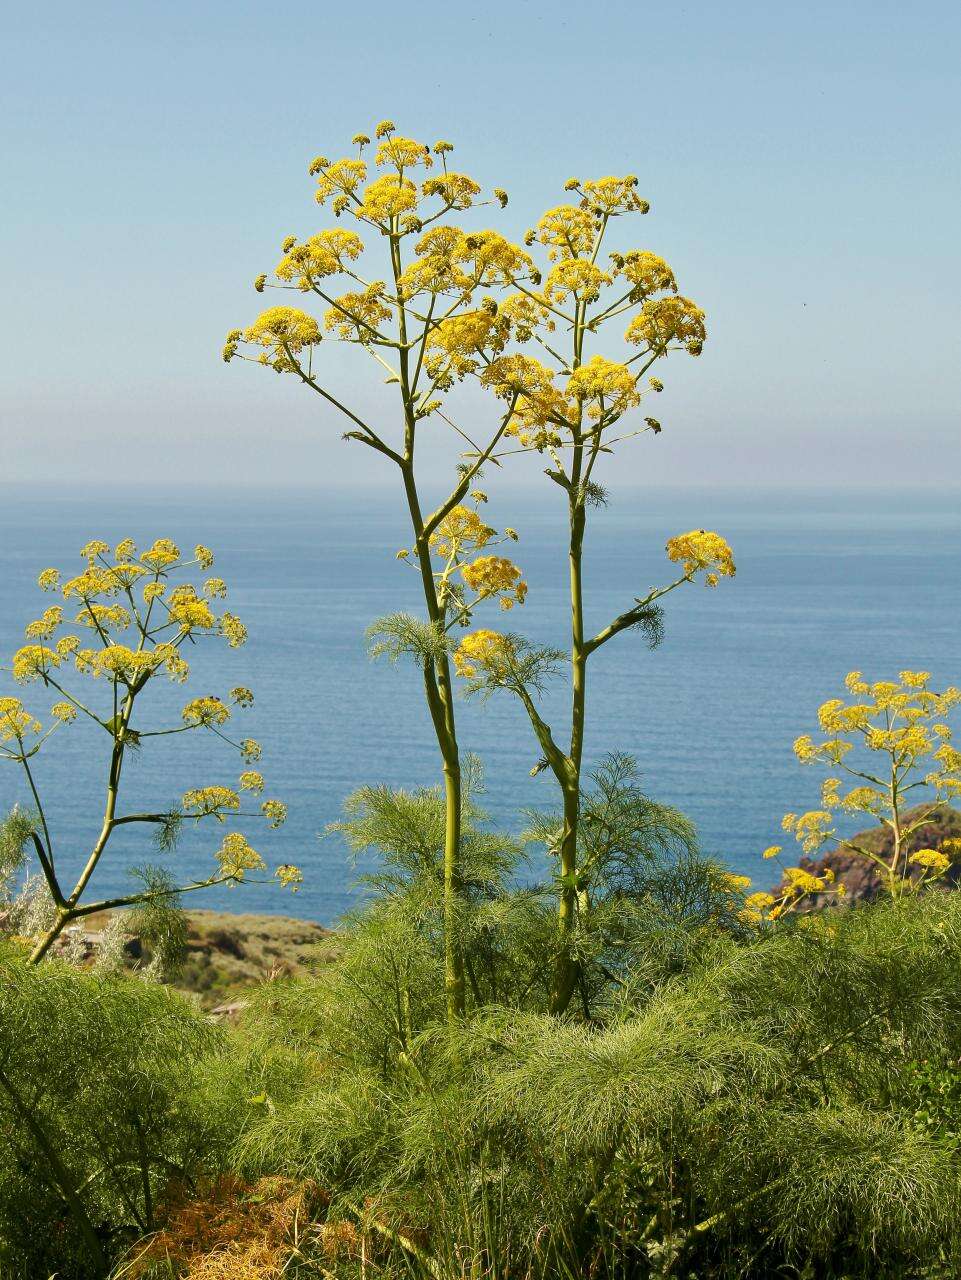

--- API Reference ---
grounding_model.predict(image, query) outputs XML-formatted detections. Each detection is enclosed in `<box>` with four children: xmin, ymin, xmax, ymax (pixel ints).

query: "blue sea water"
<box><xmin>0</xmin><ymin>485</ymin><xmax>958</xmax><ymax>924</ymax></box>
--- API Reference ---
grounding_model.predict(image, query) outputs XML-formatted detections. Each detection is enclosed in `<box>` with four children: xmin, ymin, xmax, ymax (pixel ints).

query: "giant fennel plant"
<box><xmin>225</xmin><ymin>121</ymin><xmax>534</xmax><ymax>1020</ymax></box>
<box><xmin>225</xmin><ymin>120</ymin><xmax>736</xmax><ymax>1017</ymax></box>
<box><xmin>0</xmin><ymin>536</ymin><xmax>299</xmax><ymax>964</ymax></box>
<box><xmin>433</xmin><ymin>181</ymin><xmax>736</xmax><ymax>1010</ymax></box>
<box><xmin>755</xmin><ymin>669</ymin><xmax>961</xmax><ymax>919</ymax></box>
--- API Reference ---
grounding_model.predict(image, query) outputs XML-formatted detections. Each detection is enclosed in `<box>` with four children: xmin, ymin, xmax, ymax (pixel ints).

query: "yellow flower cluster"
<box><xmin>625</xmin><ymin>296</ymin><xmax>706</xmax><ymax>356</ymax></box>
<box><xmin>261</xmin><ymin>799</ymin><xmax>288</xmax><ymax>828</ymax></box>
<box><xmin>182</xmin><ymin>786</ymin><xmax>241</xmax><ymax>818</ymax></box>
<box><xmin>220</xmin><ymin>614</ymin><xmax>248</xmax><ymax>648</ymax></box>
<box><xmin>12</xmin><ymin>645</ymin><xmax>61</xmax><ymax>683</ymax></box>
<box><xmin>0</xmin><ymin>696</ymin><xmax>41</xmax><ymax>744</ymax></box>
<box><xmin>275</xmin><ymin>229</ymin><xmax>365</xmax><ymax>289</ymax></box>
<box><xmin>543</xmin><ymin>260</ymin><xmax>611</xmax><ymax>305</ymax></box>
<box><xmin>421</xmin><ymin>172</ymin><xmax>482</xmax><ymax>210</ymax></box>
<box><xmin>401</xmin><ymin>227</ymin><xmax>534</xmax><ymax>302</ymax></box>
<box><xmin>275</xmin><ymin>863</ymin><xmax>304</xmax><ymax>890</ymax></box>
<box><xmin>141</xmin><ymin>539</ymin><xmax>180</xmax><ymax>570</ymax></box>
<box><xmin>665</xmin><ymin>530</ymin><xmax>736</xmax><ymax>585</ymax></box>
<box><xmin>428</xmin><ymin>506</ymin><xmax>494</xmax><ymax>559</ymax></box>
<box><xmin>616</xmin><ymin>250</ymin><xmax>677</xmax><ymax>297</ymax></box>
<box><xmin>782</xmin><ymin>809</ymin><xmax>835</xmax><ymax>854</ymax></box>
<box><xmin>792</xmin><ymin>672</ymin><xmax>960</xmax><ymax>789</ymax></box>
<box><xmin>312</xmin><ymin>157</ymin><xmax>368</xmax><ymax>207</ymax></box>
<box><xmin>182</xmin><ymin>696</ymin><xmax>231</xmax><ymax>727</ymax></box>
<box><xmin>356</xmin><ymin>173</ymin><xmax>418</xmax><ymax>221</ymax></box>
<box><xmin>580</xmin><ymin>175</ymin><xmax>649</xmax><ymax>216</ymax></box>
<box><xmin>481</xmin><ymin>354</ymin><xmax>570</xmax><ymax>449</ymax></box>
<box><xmin>323</xmin><ymin>285</ymin><xmax>392</xmax><ymax>341</ymax></box>
<box><xmin>241</xmin><ymin>307</ymin><xmax>322</xmax><ymax>358</ymax></box>
<box><xmin>460</xmin><ymin>556</ymin><xmax>528</xmax><ymax>609</ymax></box>
<box><xmin>453</xmin><ymin>629</ymin><xmax>516</xmax><ymax>679</ymax></box>
<box><xmin>24</xmin><ymin>607</ymin><xmax>63</xmax><ymax>639</ymax></box>
<box><xmin>62</xmin><ymin>566</ymin><xmax>122</xmax><ymax>600</ymax></box>
<box><xmin>566</xmin><ymin>356</ymin><xmax>640</xmax><ymax>420</ymax></box>
<box><xmin>426</xmin><ymin>307</ymin><xmax>509</xmax><ymax>376</ymax></box>
<box><xmin>217</xmin><ymin>832</ymin><xmax>266</xmax><ymax>880</ymax></box>
<box><xmin>167</xmin><ymin>587</ymin><xmax>216</xmax><ymax>632</ymax></box>
<box><xmin>75</xmin><ymin>603</ymin><xmax>131</xmax><ymax>632</ymax></box>
<box><xmin>375</xmin><ymin>132</ymin><xmax>432</xmax><ymax>172</ymax></box>
<box><xmin>532</xmin><ymin>205</ymin><xmax>597</xmax><ymax>260</ymax></box>
<box><xmin>910</xmin><ymin>848</ymin><xmax>951</xmax><ymax>872</ymax></box>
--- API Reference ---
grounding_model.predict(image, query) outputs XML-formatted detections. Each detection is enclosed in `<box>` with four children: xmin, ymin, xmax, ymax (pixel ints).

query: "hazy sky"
<box><xmin>2</xmin><ymin>0</ymin><xmax>959</xmax><ymax>489</ymax></box>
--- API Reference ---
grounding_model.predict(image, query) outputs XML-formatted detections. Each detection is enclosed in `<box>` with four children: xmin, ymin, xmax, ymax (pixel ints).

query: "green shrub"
<box><xmin>0</xmin><ymin>946</ymin><xmax>237</xmax><ymax>1278</ymax></box>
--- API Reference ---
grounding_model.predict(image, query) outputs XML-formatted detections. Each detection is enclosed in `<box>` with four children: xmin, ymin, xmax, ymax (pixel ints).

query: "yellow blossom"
<box><xmin>533</xmin><ymin>204</ymin><xmax>597</xmax><ymax>260</ymax></box>
<box><xmin>168</xmin><ymin>587</ymin><xmax>216</xmax><ymax>632</ymax></box>
<box><xmin>12</xmin><ymin>645</ymin><xmax>61</xmax><ymax>683</ymax></box>
<box><xmin>580</xmin><ymin>175</ymin><xmax>648</xmax><ymax>215</ymax></box>
<box><xmin>422</xmin><ymin>172</ymin><xmax>481</xmax><ymax>210</ymax></box>
<box><xmin>625</xmin><ymin>295</ymin><xmax>706</xmax><ymax>356</ymax></box>
<box><xmin>220</xmin><ymin>613</ymin><xmax>248</xmax><ymax>648</ymax></box>
<box><xmin>617</xmin><ymin>250</ymin><xmax>677</xmax><ymax>296</ymax></box>
<box><xmin>313</xmin><ymin>157</ymin><xmax>367</xmax><ymax>205</ymax></box>
<box><xmin>461</xmin><ymin>556</ymin><xmax>527</xmax><ymax>608</ymax></box>
<box><xmin>275</xmin><ymin>864</ymin><xmax>303</xmax><ymax>890</ymax></box>
<box><xmin>50</xmin><ymin>701</ymin><xmax>77</xmax><ymax>724</ymax></box>
<box><xmin>61</xmin><ymin>566</ymin><xmax>120</xmax><ymax>600</ymax></box>
<box><xmin>261</xmin><ymin>799</ymin><xmax>287</xmax><ymax>828</ymax></box>
<box><xmin>665</xmin><ymin>530</ymin><xmax>736</xmax><ymax>582</ymax></box>
<box><xmin>429</xmin><ymin>506</ymin><xmax>494</xmax><ymax>558</ymax></box>
<box><xmin>75</xmin><ymin>603</ymin><xmax>131</xmax><ymax>631</ymax></box>
<box><xmin>239</xmin><ymin>771</ymin><xmax>264</xmax><ymax>793</ymax></box>
<box><xmin>356</xmin><ymin>174</ymin><xmax>418</xmax><ymax>221</ymax></box>
<box><xmin>783</xmin><ymin>866</ymin><xmax>830</xmax><ymax>894</ymax></box>
<box><xmin>0</xmin><ymin>697</ymin><xmax>41</xmax><ymax>743</ymax></box>
<box><xmin>721</xmin><ymin>873</ymin><xmax>752</xmax><ymax>892</ymax></box>
<box><xmin>243</xmin><ymin>307</ymin><xmax>322</xmax><ymax>357</ymax></box>
<box><xmin>80</xmin><ymin>540</ymin><xmax>110</xmax><ymax>561</ymax></box>
<box><xmin>375</xmin><ymin>133</ymin><xmax>432</xmax><ymax>171</ymax></box>
<box><xmin>453</xmin><ymin>630</ymin><xmax>516</xmax><ymax>679</ymax></box>
<box><xmin>216</xmin><ymin>832</ymin><xmax>266</xmax><ymax>880</ymax></box>
<box><xmin>25</xmin><ymin>607</ymin><xmax>63</xmax><ymax>640</ymax></box>
<box><xmin>182</xmin><ymin>786</ymin><xmax>240</xmax><ymax>818</ymax></box>
<box><xmin>543</xmin><ymin>259</ymin><xmax>611</xmax><ymax>305</ymax></box>
<box><xmin>566</xmin><ymin>356</ymin><xmax>639</xmax><ymax>419</ymax></box>
<box><xmin>140</xmin><ymin>538</ymin><xmax>181</xmax><ymax>570</ymax></box>
<box><xmin>182</xmin><ymin>697</ymin><xmax>231</xmax><ymax>727</ymax></box>
<box><xmin>323</xmin><ymin>285</ymin><xmax>392</xmax><ymax>340</ymax></box>
<box><xmin>910</xmin><ymin>848</ymin><xmax>950</xmax><ymax>872</ymax></box>
<box><xmin>746</xmin><ymin>891</ymin><xmax>776</xmax><ymax>910</ymax></box>
<box><xmin>275</xmin><ymin>229</ymin><xmax>365</xmax><ymax>287</ymax></box>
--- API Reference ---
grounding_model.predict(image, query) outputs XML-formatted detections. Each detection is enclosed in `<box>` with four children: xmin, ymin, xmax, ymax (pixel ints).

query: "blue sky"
<box><xmin>2</xmin><ymin>0</ymin><xmax>959</xmax><ymax>488</ymax></box>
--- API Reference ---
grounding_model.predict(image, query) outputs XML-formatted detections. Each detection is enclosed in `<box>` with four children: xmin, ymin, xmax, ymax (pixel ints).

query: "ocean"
<box><xmin>0</xmin><ymin>484</ymin><xmax>958</xmax><ymax>924</ymax></box>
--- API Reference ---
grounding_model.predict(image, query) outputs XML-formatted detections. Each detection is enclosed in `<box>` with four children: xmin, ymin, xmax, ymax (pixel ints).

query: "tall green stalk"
<box><xmin>228</xmin><ymin>122</ymin><xmax>534</xmax><ymax>1019</ymax></box>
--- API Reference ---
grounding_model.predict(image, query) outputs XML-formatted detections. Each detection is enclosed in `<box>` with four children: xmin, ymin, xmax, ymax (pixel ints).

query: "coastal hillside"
<box><xmin>61</xmin><ymin>909</ymin><xmax>330</xmax><ymax>1007</ymax></box>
